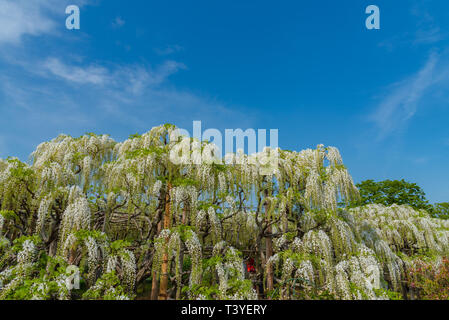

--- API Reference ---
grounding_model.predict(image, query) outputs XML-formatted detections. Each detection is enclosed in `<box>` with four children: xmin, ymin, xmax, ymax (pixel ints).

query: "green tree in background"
<box><xmin>355</xmin><ymin>179</ymin><xmax>432</xmax><ymax>211</ymax></box>
<box><xmin>355</xmin><ymin>179</ymin><xmax>449</xmax><ymax>219</ymax></box>
<box><xmin>432</xmin><ymin>202</ymin><xmax>449</xmax><ymax>220</ymax></box>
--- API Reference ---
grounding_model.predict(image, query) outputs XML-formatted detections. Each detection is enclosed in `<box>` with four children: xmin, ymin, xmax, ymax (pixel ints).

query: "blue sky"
<box><xmin>1</xmin><ymin>0</ymin><xmax>449</xmax><ymax>203</ymax></box>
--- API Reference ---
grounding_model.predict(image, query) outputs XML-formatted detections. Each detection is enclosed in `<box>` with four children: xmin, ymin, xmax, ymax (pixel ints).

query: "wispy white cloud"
<box><xmin>0</xmin><ymin>0</ymin><xmax>89</xmax><ymax>45</ymax></box>
<box><xmin>154</xmin><ymin>45</ymin><xmax>184</xmax><ymax>56</ymax></box>
<box><xmin>413</xmin><ymin>27</ymin><xmax>444</xmax><ymax>45</ymax></box>
<box><xmin>41</xmin><ymin>58</ymin><xmax>186</xmax><ymax>92</ymax></box>
<box><xmin>378</xmin><ymin>3</ymin><xmax>446</xmax><ymax>50</ymax></box>
<box><xmin>411</xmin><ymin>4</ymin><xmax>445</xmax><ymax>45</ymax></box>
<box><xmin>371</xmin><ymin>52</ymin><xmax>449</xmax><ymax>138</ymax></box>
<box><xmin>0</xmin><ymin>57</ymin><xmax>251</xmax><ymax>142</ymax></box>
<box><xmin>112</xmin><ymin>16</ymin><xmax>125</xmax><ymax>28</ymax></box>
<box><xmin>43</xmin><ymin>58</ymin><xmax>110</xmax><ymax>85</ymax></box>
<box><xmin>0</xmin><ymin>0</ymin><xmax>55</xmax><ymax>44</ymax></box>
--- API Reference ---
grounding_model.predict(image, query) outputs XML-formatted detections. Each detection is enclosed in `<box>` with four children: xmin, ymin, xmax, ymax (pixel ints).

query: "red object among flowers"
<box><xmin>246</xmin><ymin>258</ymin><xmax>256</xmax><ymax>273</ymax></box>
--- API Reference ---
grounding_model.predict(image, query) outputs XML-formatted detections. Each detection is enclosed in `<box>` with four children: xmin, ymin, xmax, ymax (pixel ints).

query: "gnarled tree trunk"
<box><xmin>265</xmin><ymin>225</ymin><xmax>274</xmax><ymax>298</ymax></box>
<box><xmin>158</xmin><ymin>182</ymin><xmax>172</xmax><ymax>300</ymax></box>
<box><xmin>150</xmin><ymin>221</ymin><xmax>162</xmax><ymax>300</ymax></box>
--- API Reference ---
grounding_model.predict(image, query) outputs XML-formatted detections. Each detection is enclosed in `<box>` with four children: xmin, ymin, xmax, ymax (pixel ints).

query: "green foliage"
<box><xmin>173</xmin><ymin>176</ymin><xmax>199</xmax><ymax>188</ymax></box>
<box><xmin>173</xmin><ymin>225</ymin><xmax>195</xmax><ymax>242</ymax></box>
<box><xmin>82</xmin><ymin>271</ymin><xmax>132</xmax><ymax>300</ymax></box>
<box><xmin>109</xmin><ymin>240</ymin><xmax>131</xmax><ymax>254</ymax></box>
<box><xmin>7</xmin><ymin>158</ymin><xmax>35</xmax><ymax>180</ymax></box>
<box><xmin>225</xmin><ymin>278</ymin><xmax>254</xmax><ymax>297</ymax></box>
<box><xmin>12</xmin><ymin>235</ymin><xmax>41</xmax><ymax>253</ymax></box>
<box><xmin>349</xmin><ymin>282</ymin><xmax>369</xmax><ymax>300</ymax></box>
<box><xmin>197</xmin><ymin>201</ymin><xmax>220</xmax><ymax>212</ymax></box>
<box><xmin>431</xmin><ymin>203</ymin><xmax>449</xmax><ymax>219</ymax></box>
<box><xmin>128</xmin><ymin>133</ymin><xmax>142</xmax><ymax>140</ymax></box>
<box><xmin>203</xmin><ymin>255</ymin><xmax>223</xmax><ymax>270</ymax></box>
<box><xmin>0</xmin><ymin>210</ymin><xmax>20</xmax><ymax>224</ymax></box>
<box><xmin>0</xmin><ymin>251</ymin><xmax>80</xmax><ymax>300</ymax></box>
<box><xmin>373</xmin><ymin>288</ymin><xmax>402</xmax><ymax>300</ymax></box>
<box><xmin>125</xmin><ymin>146</ymin><xmax>167</xmax><ymax>160</ymax></box>
<box><xmin>354</xmin><ymin>179</ymin><xmax>432</xmax><ymax>211</ymax></box>
<box><xmin>183</xmin><ymin>283</ymin><xmax>220</xmax><ymax>300</ymax></box>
